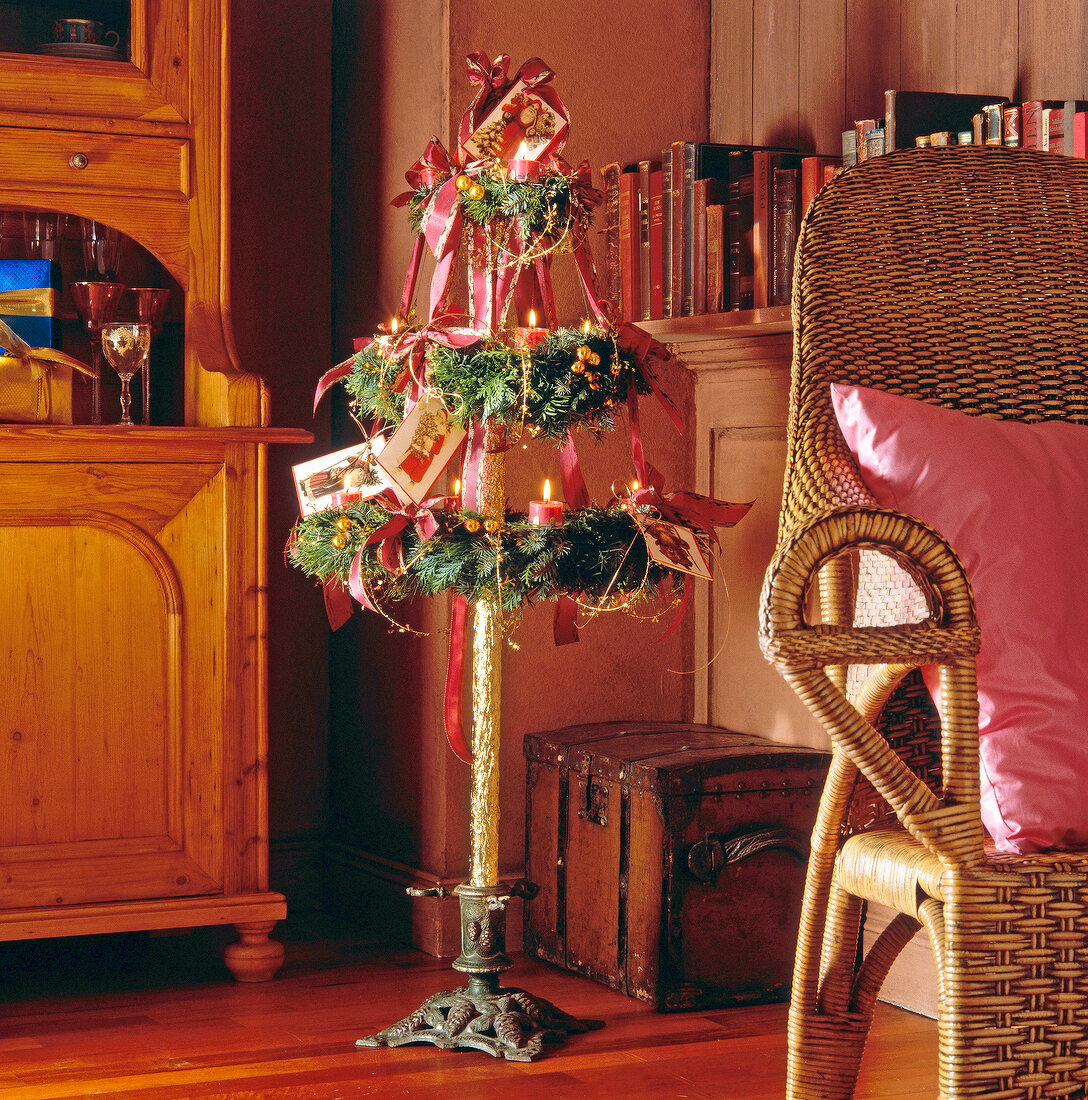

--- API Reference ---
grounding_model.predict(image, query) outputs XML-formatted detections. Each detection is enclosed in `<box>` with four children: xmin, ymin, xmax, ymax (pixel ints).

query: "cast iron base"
<box><xmin>356</xmin><ymin>975</ymin><xmax>603</xmax><ymax>1061</ymax></box>
<box><xmin>357</xmin><ymin>880</ymin><xmax>603</xmax><ymax>1061</ymax></box>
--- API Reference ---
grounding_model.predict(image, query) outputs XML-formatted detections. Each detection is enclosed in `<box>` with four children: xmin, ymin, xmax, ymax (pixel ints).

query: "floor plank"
<box><xmin>0</xmin><ymin>914</ymin><xmax>937</xmax><ymax>1098</ymax></box>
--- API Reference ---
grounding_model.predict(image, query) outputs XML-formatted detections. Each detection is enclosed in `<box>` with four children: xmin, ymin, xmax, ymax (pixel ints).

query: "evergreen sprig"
<box><xmin>405</xmin><ymin>167</ymin><xmax>593</xmax><ymax>245</ymax></box>
<box><xmin>341</xmin><ymin>325</ymin><xmax>651</xmax><ymax>441</ymax></box>
<box><xmin>290</xmin><ymin>502</ymin><xmax>679</xmax><ymax>613</ymax></box>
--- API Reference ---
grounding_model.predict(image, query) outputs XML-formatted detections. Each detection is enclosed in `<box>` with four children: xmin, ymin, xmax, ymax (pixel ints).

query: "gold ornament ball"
<box><xmin>335</xmin><ymin>516</ymin><xmax>352</xmax><ymax>532</ymax></box>
<box><xmin>588</xmin><ymin>352</ymin><xmax>601</xmax><ymax>366</ymax></box>
<box><xmin>468</xmin><ymin>182</ymin><xmax>486</xmax><ymax>200</ymax></box>
<box><xmin>464</xmin><ymin>517</ymin><xmax>481</xmax><ymax>533</ymax></box>
<box><xmin>571</xmin><ymin>360</ymin><xmax>586</xmax><ymax>374</ymax></box>
<box><xmin>331</xmin><ymin>533</ymin><xmax>347</xmax><ymax>549</ymax></box>
<box><xmin>484</xmin><ymin>518</ymin><xmax>501</xmax><ymax>533</ymax></box>
<box><xmin>576</xmin><ymin>344</ymin><xmax>591</xmax><ymax>361</ymax></box>
<box><xmin>454</xmin><ymin>174</ymin><xmax>471</xmax><ymax>192</ymax></box>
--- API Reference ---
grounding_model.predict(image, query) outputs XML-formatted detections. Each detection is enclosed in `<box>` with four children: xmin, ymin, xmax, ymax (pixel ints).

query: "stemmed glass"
<box><xmin>81</xmin><ymin>219</ymin><xmax>122</xmax><ymax>280</ymax></box>
<box><xmin>100</xmin><ymin>323</ymin><xmax>150</xmax><ymax>426</ymax></box>
<box><xmin>71</xmin><ymin>281</ymin><xmax>125</xmax><ymax>424</ymax></box>
<box><xmin>129</xmin><ymin>288</ymin><xmax>171</xmax><ymax>424</ymax></box>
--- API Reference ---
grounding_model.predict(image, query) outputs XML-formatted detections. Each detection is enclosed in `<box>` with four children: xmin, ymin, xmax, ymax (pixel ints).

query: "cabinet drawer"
<box><xmin>0</xmin><ymin>127</ymin><xmax>188</xmax><ymax>199</ymax></box>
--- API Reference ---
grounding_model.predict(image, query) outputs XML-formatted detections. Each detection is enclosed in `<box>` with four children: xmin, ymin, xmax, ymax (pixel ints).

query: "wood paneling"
<box><xmin>900</xmin><ymin>0</ymin><xmax>957</xmax><ymax>91</ymax></box>
<box><xmin>1019</xmin><ymin>0</ymin><xmax>1088</xmax><ymax>100</ymax></box>
<box><xmin>711</xmin><ymin>0</ymin><xmax>754</xmax><ymax>144</ymax></box>
<box><xmin>957</xmin><ymin>0</ymin><xmax>1018</xmax><ymax>96</ymax></box>
<box><xmin>713</xmin><ymin>0</ymin><xmax>1088</xmax><ymax>160</ymax></box>
<box><xmin>799</xmin><ymin>0</ymin><xmax>846</xmax><ymax>154</ymax></box>
<box><xmin>845</xmin><ymin>0</ymin><xmax>901</xmax><ymax>130</ymax></box>
<box><xmin>752</xmin><ymin>0</ymin><xmax>800</xmax><ymax>149</ymax></box>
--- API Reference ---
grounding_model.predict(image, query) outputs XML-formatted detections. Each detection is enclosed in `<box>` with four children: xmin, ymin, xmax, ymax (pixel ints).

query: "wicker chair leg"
<box><xmin>788</xmin><ymin>885</ymin><xmax>870</xmax><ymax>1099</ymax></box>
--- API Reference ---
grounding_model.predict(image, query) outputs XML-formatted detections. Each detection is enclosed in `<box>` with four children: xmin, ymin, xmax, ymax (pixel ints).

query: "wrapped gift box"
<box><xmin>0</xmin><ymin>259</ymin><xmax>62</xmax><ymax>350</ymax></box>
<box><xmin>0</xmin><ymin>259</ymin><xmax>75</xmax><ymax>424</ymax></box>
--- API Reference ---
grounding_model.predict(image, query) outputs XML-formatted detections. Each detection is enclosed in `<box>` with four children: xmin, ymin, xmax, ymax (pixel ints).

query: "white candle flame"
<box><xmin>544</xmin><ymin>478</ymin><xmax>551</xmax><ymax>502</ymax></box>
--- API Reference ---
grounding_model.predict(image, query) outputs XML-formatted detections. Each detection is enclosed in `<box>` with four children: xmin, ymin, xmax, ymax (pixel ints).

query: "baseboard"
<box><xmin>269</xmin><ymin>835</ymin><xmax>324</xmax><ymax>912</ymax></box>
<box><xmin>322</xmin><ymin>842</ymin><xmax>524</xmax><ymax>958</ymax></box>
<box><xmin>864</xmin><ymin>902</ymin><xmax>938</xmax><ymax>1019</ymax></box>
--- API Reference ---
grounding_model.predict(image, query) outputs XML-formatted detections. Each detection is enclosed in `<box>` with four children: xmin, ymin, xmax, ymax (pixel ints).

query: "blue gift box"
<box><xmin>0</xmin><ymin>259</ymin><xmax>61</xmax><ymax>352</ymax></box>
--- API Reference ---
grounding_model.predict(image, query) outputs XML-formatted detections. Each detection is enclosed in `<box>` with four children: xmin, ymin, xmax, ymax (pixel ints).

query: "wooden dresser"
<box><xmin>0</xmin><ymin>0</ymin><xmax>307</xmax><ymax>979</ymax></box>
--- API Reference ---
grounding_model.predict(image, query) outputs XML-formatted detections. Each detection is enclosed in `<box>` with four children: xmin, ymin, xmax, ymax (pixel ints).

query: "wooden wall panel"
<box><xmin>957</xmin><ymin>0</ymin><xmax>1018</xmax><ymax>96</ymax></box>
<box><xmin>711</xmin><ymin>0</ymin><xmax>1088</xmax><ymax>158</ymax></box>
<box><xmin>1019</xmin><ymin>0</ymin><xmax>1088</xmax><ymax>101</ymax></box>
<box><xmin>752</xmin><ymin>0</ymin><xmax>800</xmax><ymax>149</ymax></box>
<box><xmin>711</xmin><ymin>0</ymin><xmax>754</xmax><ymax>144</ymax></box>
<box><xmin>845</xmin><ymin>0</ymin><xmax>901</xmax><ymax>127</ymax></box>
<box><xmin>900</xmin><ymin>0</ymin><xmax>956</xmax><ymax>91</ymax></box>
<box><xmin>799</xmin><ymin>0</ymin><xmax>846</xmax><ymax>155</ymax></box>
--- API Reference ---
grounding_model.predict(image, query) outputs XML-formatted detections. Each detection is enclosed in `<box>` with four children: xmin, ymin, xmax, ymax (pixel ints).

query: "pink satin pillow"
<box><xmin>832</xmin><ymin>383</ymin><xmax>1088</xmax><ymax>853</ymax></box>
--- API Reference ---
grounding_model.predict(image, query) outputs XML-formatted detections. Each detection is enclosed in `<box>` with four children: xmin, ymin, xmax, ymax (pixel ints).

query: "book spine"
<box><xmin>1044</xmin><ymin>107</ymin><xmax>1065</xmax><ymax>155</ymax></box>
<box><xmin>751</xmin><ymin>150</ymin><xmax>777</xmax><ymax>309</ymax></box>
<box><xmin>705</xmin><ymin>203</ymin><xmax>725</xmax><ymax>313</ymax></box>
<box><xmin>638</xmin><ymin>160</ymin><xmax>652</xmax><ymax>321</ymax></box>
<box><xmin>1022</xmin><ymin>101</ymin><xmax>1045</xmax><ymax>150</ymax></box>
<box><xmin>681</xmin><ymin>142</ymin><xmax>696</xmax><ymax>315</ymax></box>
<box><xmin>669</xmin><ymin>140</ymin><xmax>685</xmax><ymax>318</ymax></box>
<box><xmin>727</xmin><ymin>190</ymin><xmax>753</xmax><ymax>311</ymax></box>
<box><xmin>864</xmin><ymin>128</ymin><xmax>885</xmax><ymax>159</ymax></box>
<box><xmin>692</xmin><ymin>177</ymin><xmax>708</xmax><ymax>316</ymax></box>
<box><xmin>1003</xmin><ymin>105</ymin><xmax>1021</xmax><ymax>147</ymax></box>
<box><xmin>661</xmin><ymin>148</ymin><xmax>673</xmax><ymax>318</ymax></box>
<box><xmin>983</xmin><ymin>103</ymin><xmax>1004</xmax><ymax>145</ymax></box>
<box><xmin>649</xmin><ymin>168</ymin><xmax>664</xmax><ymax>319</ymax></box>
<box><xmin>842</xmin><ymin>129</ymin><xmax>857</xmax><ymax>168</ymax></box>
<box><xmin>884</xmin><ymin>89</ymin><xmax>897</xmax><ymax>151</ymax></box>
<box><xmin>617</xmin><ymin>169</ymin><xmax>640</xmax><ymax>322</ymax></box>
<box><xmin>600</xmin><ymin>162</ymin><xmax>622</xmax><ymax>306</ymax></box>
<box><xmin>771</xmin><ymin>168</ymin><xmax>798</xmax><ymax>307</ymax></box>
<box><xmin>1075</xmin><ymin>112</ymin><xmax>1088</xmax><ymax>158</ymax></box>
<box><xmin>854</xmin><ymin>119</ymin><xmax>877</xmax><ymax>162</ymax></box>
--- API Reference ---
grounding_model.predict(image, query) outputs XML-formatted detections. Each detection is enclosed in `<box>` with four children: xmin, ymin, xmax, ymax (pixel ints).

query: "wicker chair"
<box><xmin>759</xmin><ymin>144</ymin><xmax>1088</xmax><ymax>1099</ymax></box>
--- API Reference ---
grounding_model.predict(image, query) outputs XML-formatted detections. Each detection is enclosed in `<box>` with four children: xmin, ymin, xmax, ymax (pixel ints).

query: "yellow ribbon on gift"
<box><xmin>0</xmin><ymin>286</ymin><xmax>55</xmax><ymax>317</ymax></box>
<box><xmin>0</xmin><ymin>315</ymin><xmax>96</xmax><ymax>379</ymax></box>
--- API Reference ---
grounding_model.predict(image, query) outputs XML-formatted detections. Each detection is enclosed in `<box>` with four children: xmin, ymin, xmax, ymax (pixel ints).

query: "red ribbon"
<box><xmin>363</xmin><ymin>489</ymin><xmax>457</xmax><ymax>573</ymax></box>
<box><xmin>628</xmin><ymin>485</ymin><xmax>752</xmax><ymax>546</ymax></box>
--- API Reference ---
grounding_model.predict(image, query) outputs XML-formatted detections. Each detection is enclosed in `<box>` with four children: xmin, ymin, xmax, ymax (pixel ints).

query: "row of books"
<box><xmin>601</xmin><ymin>143</ymin><xmax>841</xmax><ymax>322</ymax></box>
<box><xmin>845</xmin><ymin>90</ymin><xmax>1088</xmax><ymax>165</ymax></box>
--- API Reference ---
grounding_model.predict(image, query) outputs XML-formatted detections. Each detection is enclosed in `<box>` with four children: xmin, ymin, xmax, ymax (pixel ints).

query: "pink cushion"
<box><xmin>831</xmin><ymin>383</ymin><xmax>1088</xmax><ymax>853</ymax></box>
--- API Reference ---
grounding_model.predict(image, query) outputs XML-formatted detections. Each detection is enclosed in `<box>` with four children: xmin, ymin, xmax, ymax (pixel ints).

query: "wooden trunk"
<box><xmin>523</xmin><ymin>722</ymin><xmax>830</xmax><ymax>1011</ymax></box>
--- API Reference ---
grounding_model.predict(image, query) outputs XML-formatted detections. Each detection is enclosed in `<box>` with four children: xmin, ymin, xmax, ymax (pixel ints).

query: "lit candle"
<box><xmin>515</xmin><ymin>308</ymin><xmax>549</xmax><ymax>349</ymax></box>
<box><xmin>529</xmin><ymin>478</ymin><xmax>564</xmax><ymax>526</ymax></box>
<box><xmin>509</xmin><ymin>140</ymin><xmax>540</xmax><ymax>182</ymax></box>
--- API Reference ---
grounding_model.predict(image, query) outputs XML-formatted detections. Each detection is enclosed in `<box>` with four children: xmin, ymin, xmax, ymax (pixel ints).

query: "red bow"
<box><xmin>354</xmin><ymin>489</ymin><xmax>457</xmax><ymax>579</ymax></box>
<box><xmin>627</xmin><ymin>486</ymin><xmax>752</xmax><ymax>547</ymax></box>
<box><xmin>392</xmin><ymin>138</ymin><xmax>458</xmax><ymax>208</ymax></box>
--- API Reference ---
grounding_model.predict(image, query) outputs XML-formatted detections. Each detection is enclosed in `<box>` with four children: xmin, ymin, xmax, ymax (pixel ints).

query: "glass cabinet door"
<box><xmin>0</xmin><ymin>1</ymin><xmax>186</xmax><ymax>124</ymax></box>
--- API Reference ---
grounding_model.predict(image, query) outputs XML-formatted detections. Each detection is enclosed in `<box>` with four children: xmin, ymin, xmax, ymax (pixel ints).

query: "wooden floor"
<box><xmin>0</xmin><ymin>913</ymin><xmax>938</xmax><ymax>1098</ymax></box>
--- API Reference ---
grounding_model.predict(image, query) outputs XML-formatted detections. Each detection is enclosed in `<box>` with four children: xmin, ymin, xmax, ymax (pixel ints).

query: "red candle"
<box><xmin>515</xmin><ymin>308</ymin><xmax>548</xmax><ymax>349</ymax></box>
<box><xmin>508</xmin><ymin>158</ymin><xmax>540</xmax><ymax>182</ymax></box>
<box><xmin>529</xmin><ymin>479</ymin><xmax>564</xmax><ymax>526</ymax></box>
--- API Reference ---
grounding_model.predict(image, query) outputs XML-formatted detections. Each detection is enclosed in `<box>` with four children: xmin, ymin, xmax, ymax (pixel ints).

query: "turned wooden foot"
<box><xmin>224</xmin><ymin>920</ymin><xmax>285</xmax><ymax>982</ymax></box>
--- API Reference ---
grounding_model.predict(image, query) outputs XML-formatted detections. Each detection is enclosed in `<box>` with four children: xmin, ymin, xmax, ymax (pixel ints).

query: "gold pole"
<box><xmin>469</xmin><ymin>424</ymin><xmax>506</xmax><ymax>887</ymax></box>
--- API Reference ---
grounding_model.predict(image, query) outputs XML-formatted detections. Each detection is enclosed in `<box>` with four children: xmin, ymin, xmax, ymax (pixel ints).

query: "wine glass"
<box><xmin>71</xmin><ymin>280</ymin><xmax>125</xmax><ymax>424</ymax></box>
<box><xmin>23</xmin><ymin>211</ymin><xmax>62</xmax><ymax>260</ymax></box>
<box><xmin>129</xmin><ymin>288</ymin><xmax>171</xmax><ymax>424</ymax></box>
<box><xmin>81</xmin><ymin>218</ymin><xmax>123</xmax><ymax>280</ymax></box>
<box><xmin>100</xmin><ymin>323</ymin><xmax>150</xmax><ymax>426</ymax></box>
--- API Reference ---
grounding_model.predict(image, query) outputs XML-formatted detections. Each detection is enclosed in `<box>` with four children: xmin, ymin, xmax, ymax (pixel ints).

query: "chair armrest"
<box><xmin>759</xmin><ymin>506</ymin><xmax>979</xmax><ymax>670</ymax></box>
<box><xmin>759</xmin><ymin>507</ymin><xmax>984</xmax><ymax>860</ymax></box>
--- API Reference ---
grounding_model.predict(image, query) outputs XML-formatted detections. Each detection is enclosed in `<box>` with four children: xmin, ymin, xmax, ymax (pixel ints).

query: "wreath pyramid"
<box><xmin>287</xmin><ymin>49</ymin><xmax>752</xmax><ymax>1063</ymax></box>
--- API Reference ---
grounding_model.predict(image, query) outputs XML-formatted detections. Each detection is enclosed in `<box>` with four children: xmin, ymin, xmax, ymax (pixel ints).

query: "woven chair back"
<box><xmin>785</xmin><ymin>144</ymin><xmax>1088</xmax><ymax>535</ymax></box>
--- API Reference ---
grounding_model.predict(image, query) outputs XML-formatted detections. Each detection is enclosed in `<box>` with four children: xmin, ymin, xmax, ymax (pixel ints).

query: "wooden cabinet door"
<box><xmin>0</xmin><ymin>454</ymin><xmax>234</xmax><ymax>909</ymax></box>
<box><xmin>0</xmin><ymin>1</ymin><xmax>187</xmax><ymax>124</ymax></box>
